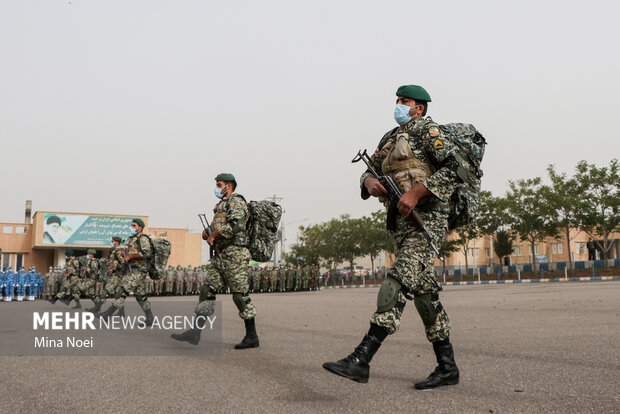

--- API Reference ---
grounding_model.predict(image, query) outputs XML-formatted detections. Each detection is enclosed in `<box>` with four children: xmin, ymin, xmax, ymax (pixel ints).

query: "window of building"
<box><xmin>513</xmin><ymin>246</ymin><xmax>522</xmax><ymax>256</ymax></box>
<box><xmin>468</xmin><ymin>248</ymin><xmax>479</xmax><ymax>258</ymax></box>
<box><xmin>15</xmin><ymin>226</ymin><xmax>26</xmax><ymax>234</ymax></box>
<box><xmin>16</xmin><ymin>254</ymin><xmax>23</xmax><ymax>269</ymax></box>
<box><xmin>552</xmin><ymin>243</ymin><xmax>557</xmax><ymax>254</ymax></box>
<box><xmin>485</xmin><ymin>247</ymin><xmax>490</xmax><ymax>257</ymax></box>
<box><xmin>558</xmin><ymin>243</ymin><xmax>563</xmax><ymax>254</ymax></box>
<box><xmin>3</xmin><ymin>226</ymin><xmax>13</xmax><ymax>234</ymax></box>
<box><xmin>576</xmin><ymin>242</ymin><xmax>586</xmax><ymax>254</ymax></box>
<box><xmin>529</xmin><ymin>245</ymin><xmax>539</xmax><ymax>255</ymax></box>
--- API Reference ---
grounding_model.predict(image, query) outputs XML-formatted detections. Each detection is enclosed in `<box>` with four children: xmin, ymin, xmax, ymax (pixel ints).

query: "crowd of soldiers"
<box><xmin>247</xmin><ymin>265</ymin><xmax>321</xmax><ymax>293</ymax></box>
<box><xmin>42</xmin><ymin>255</ymin><xmax>321</xmax><ymax>307</ymax></box>
<box><xmin>0</xmin><ymin>266</ymin><xmax>44</xmax><ymax>301</ymax></box>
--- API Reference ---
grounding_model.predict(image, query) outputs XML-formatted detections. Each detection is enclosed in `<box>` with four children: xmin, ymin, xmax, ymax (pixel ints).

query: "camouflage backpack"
<box><xmin>138</xmin><ymin>234</ymin><xmax>171</xmax><ymax>280</ymax></box>
<box><xmin>246</xmin><ymin>201</ymin><xmax>282</xmax><ymax>262</ymax></box>
<box><xmin>436</xmin><ymin>123</ymin><xmax>486</xmax><ymax>230</ymax></box>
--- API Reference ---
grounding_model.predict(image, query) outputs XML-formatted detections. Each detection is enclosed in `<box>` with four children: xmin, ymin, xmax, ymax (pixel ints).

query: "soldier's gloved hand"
<box><xmin>202</xmin><ymin>229</ymin><xmax>209</xmax><ymax>241</ymax></box>
<box><xmin>364</xmin><ymin>177</ymin><xmax>388</xmax><ymax>198</ymax></box>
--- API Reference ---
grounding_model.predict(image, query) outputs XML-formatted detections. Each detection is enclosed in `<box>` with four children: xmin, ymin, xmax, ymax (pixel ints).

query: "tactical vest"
<box><xmin>212</xmin><ymin>201</ymin><xmax>228</xmax><ymax>233</ymax></box>
<box><xmin>379</xmin><ymin>127</ymin><xmax>433</xmax><ymax>205</ymax></box>
<box><xmin>127</xmin><ymin>235</ymin><xmax>147</xmax><ymax>267</ymax></box>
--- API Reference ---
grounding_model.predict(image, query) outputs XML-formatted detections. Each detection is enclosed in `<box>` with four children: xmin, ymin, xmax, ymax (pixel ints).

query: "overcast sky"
<box><xmin>1</xmin><ymin>0</ymin><xmax>619</xmax><ymax>248</ymax></box>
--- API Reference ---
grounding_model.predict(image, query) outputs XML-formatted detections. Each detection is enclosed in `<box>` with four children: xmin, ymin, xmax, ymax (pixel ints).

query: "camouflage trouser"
<box><xmin>57</xmin><ymin>276</ymin><xmax>80</xmax><ymax>301</ymax></box>
<box><xmin>95</xmin><ymin>280</ymin><xmax>104</xmax><ymax>298</ymax></box>
<box><xmin>79</xmin><ymin>278</ymin><xmax>105</xmax><ymax>303</ymax></box>
<box><xmin>294</xmin><ymin>276</ymin><xmax>301</xmax><ymax>291</ymax></box>
<box><xmin>253</xmin><ymin>277</ymin><xmax>261</xmax><ymax>292</ymax></box>
<box><xmin>105</xmin><ymin>274</ymin><xmax>122</xmax><ymax>298</ymax></box>
<box><xmin>195</xmin><ymin>245</ymin><xmax>256</xmax><ymax>320</ymax></box>
<box><xmin>175</xmin><ymin>278</ymin><xmax>183</xmax><ymax>295</ymax></box>
<box><xmin>270</xmin><ymin>275</ymin><xmax>277</xmax><ymax>292</ymax></box>
<box><xmin>166</xmin><ymin>278</ymin><xmax>174</xmax><ymax>294</ymax></box>
<box><xmin>145</xmin><ymin>277</ymin><xmax>153</xmax><ymax>294</ymax></box>
<box><xmin>370</xmin><ymin>225</ymin><xmax>450</xmax><ymax>343</ymax></box>
<box><xmin>114</xmin><ymin>269</ymin><xmax>151</xmax><ymax>311</ymax></box>
<box><xmin>153</xmin><ymin>279</ymin><xmax>162</xmax><ymax>295</ymax></box>
<box><xmin>302</xmin><ymin>277</ymin><xmax>309</xmax><ymax>290</ymax></box>
<box><xmin>260</xmin><ymin>276</ymin><xmax>269</xmax><ymax>292</ymax></box>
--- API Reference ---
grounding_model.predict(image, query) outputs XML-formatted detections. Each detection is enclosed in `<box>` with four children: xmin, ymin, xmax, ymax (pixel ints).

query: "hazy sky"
<box><xmin>1</xmin><ymin>0</ymin><xmax>619</xmax><ymax>249</ymax></box>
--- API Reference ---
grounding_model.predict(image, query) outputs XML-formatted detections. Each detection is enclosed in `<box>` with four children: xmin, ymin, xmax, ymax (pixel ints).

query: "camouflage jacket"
<box><xmin>360</xmin><ymin>116</ymin><xmax>459</xmax><ymax>240</ymax></box>
<box><xmin>126</xmin><ymin>233</ymin><xmax>153</xmax><ymax>271</ymax></box>
<box><xmin>65</xmin><ymin>258</ymin><xmax>80</xmax><ymax>277</ymax></box>
<box><xmin>212</xmin><ymin>192</ymin><xmax>249</xmax><ymax>249</ymax></box>
<box><xmin>84</xmin><ymin>258</ymin><xmax>100</xmax><ymax>280</ymax></box>
<box><xmin>107</xmin><ymin>246</ymin><xmax>126</xmax><ymax>275</ymax></box>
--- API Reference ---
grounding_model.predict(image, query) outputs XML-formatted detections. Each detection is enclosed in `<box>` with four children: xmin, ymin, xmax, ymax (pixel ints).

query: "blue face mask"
<box><xmin>214</xmin><ymin>187</ymin><xmax>226</xmax><ymax>199</ymax></box>
<box><xmin>394</xmin><ymin>104</ymin><xmax>413</xmax><ymax>125</ymax></box>
<box><xmin>129</xmin><ymin>227</ymin><xmax>137</xmax><ymax>236</ymax></box>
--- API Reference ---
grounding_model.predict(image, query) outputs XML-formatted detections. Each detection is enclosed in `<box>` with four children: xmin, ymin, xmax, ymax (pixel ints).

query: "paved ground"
<box><xmin>2</xmin><ymin>281</ymin><xmax>619</xmax><ymax>413</ymax></box>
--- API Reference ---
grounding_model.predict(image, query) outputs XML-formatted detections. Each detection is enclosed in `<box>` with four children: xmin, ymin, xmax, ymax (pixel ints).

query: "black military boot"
<box><xmin>322</xmin><ymin>334</ymin><xmax>383</xmax><ymax>383</ymax></box>
<box><xmin>414</xmin><ymin>338</ymin><xmax>460</xmax><ymax>389</ymax></box>
<box><xmin>170</xmin><ymin>318</ymin><xmax>202</xmax><ymax>345</ymax></box>
<box><xmin>47</xmin><ymin>296</ymin><xmax>58</xmax><ymax>305</ymax></box>
<box><xmin>234</xmin><ymin>318</ymin><xmax>259</xmax><ymax>349</ymax></box>
<box><xmin>60</xmin><ymin>298</ymin><xmax>72</xmax><ymax>306</ymax></box>
<box><xmin>72</xmin><ymin>300</ymin><xmax>82</xmax><ymax>309</ymax></box>
<box><xmin>86</xmin><ymin>301</ymin><xmax>102</xmax><ymax>313</ymax></box>
<box><xmin>115</xmin><ymin>307</ymin><xmax>125</xmax><ymax>318</ymax></box>
<box><xmin>96</xmin><ymin>305</ymin><xmax>117</xmax><ymax>320</ymax></box>
<box><xmin>144</xmin><ymin>308</ymin><xmax>154</xmax><ymax>327</ymax></box>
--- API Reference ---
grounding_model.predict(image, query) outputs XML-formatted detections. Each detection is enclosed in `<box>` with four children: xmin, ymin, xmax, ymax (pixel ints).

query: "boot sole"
<box><xmin>234</xmin><ymin>342</ymin><xmax>259</xmax><ymax>349</ymax></box>
<box><xmin>414</xmin><ymin>377</ymin><xmax>459</xmax><ymax>389</ymax></box>
<box><xmin>322</xmin><ymin>363</ymin><xmax>368</xmax><ymax>384</ymax></box>
<box><xmin>170</xmin><ymin>334</ymin><xmax>200</xmax><ymax>345</ymax></box>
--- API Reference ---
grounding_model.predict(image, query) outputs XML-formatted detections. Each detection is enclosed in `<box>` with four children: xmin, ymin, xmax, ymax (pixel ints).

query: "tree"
<box><xmin>573</xmin><ymin>159</ymin><xmax>620</xmax><ymax>266</ymax></box>
<box><xmin>439</xmin><ymin>234</ymin><xmax>461</xmax><ymax>277</ymax></box>
<box><xmin>493</xmin><ymin>230</ymin><xmax>513</xmax><ymax>273</ymax></box>
<box><xmin>542</xmin><ymin>164</ymin><xmax>583</xmax><ymax>270</ymax></box>
<box><xmin>358</xmin><ymin>210</ymin><xmax>394</xmax><ymax>275</ymax></box>
<box><xmin>504</xmin><ymin>177</ymin><xmax>558</xmax><ymax>272</ymax></box>
<box><xmin>454</xmin><ymin>224</ymin><xmax>479</xmax><ymax>276</ymax></box>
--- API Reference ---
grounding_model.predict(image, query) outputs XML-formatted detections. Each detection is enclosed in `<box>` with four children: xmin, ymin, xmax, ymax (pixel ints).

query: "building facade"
<box><xmin>0</xmin><ymin>204</ymin><xmax>202</xmax><ymax>271</ymax></box>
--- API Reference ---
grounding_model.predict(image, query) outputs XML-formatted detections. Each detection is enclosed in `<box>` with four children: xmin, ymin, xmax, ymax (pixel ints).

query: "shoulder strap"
<box><xmin>137</xmin><ymin>234</ymin><xmax>154</xmax><ymax>255</ymax></box>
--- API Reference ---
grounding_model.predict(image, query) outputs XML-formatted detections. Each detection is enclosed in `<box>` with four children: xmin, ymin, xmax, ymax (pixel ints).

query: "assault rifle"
<box><xmin>352</xmin><ymin>149</ymin><xmax>444</xmax><ymax>260</ymax></box>
<box><xmin>198</xmin><ymin>214</ymin><xmax>226</xmax><ymax>271</ymax></box>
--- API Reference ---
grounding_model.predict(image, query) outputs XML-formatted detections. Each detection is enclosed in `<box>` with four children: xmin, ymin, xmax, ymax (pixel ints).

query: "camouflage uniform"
<box><xmin>261</xmin><ymin>267</ymin><xmax>271</xmax><ymax>292</ymax></box>
<box><xmin>194</xmin><ymin>192</ymin><xmax>256</xmax><ymax>321</ymax></box>
<box><xmin>270</xmin><ymin>266</ymin><xmax>278</xmax><ymax>292</ymax></box>
<box><xmin>114</xmin><ymin>233</ymin><xmax>153</xmax><ymax>312</ymax></box>
<box><xmin>165</xmin><ymin>266</ymin><xmax>175</xmax><ymax>295</ymax></box>
<box><xmin>302</xmin><ymin>266</ymin><xmax>310</xmax><ymax>291</ymax></box>
<box><xmin>105</xmin><ymin>246</ymin><xmax>126</xmax><ymax>299</ymax></box>
<box><xmin>196</xmin><ymin>267</ymin><xmax>205</xmax><ymax>294</ymax></box>
<box><xmin>294</xmin><ymin>266</ymin><xmax>302</xmax><ymax>291</ymax></box>
<box><xmin>56</xmin><ymin>257</ymin><xmax>81</xmax><ymax>302</ymax></box>
<box><xmin>175</xmin><ymin>266</ymin><xmax>184</xmax><ymax>295</ymax></box>
<box><xmin>186</xmin><ymin>267</ymin><xmax>196</xmax><ymax>295</ymax></box>
<box><xmin>81</xmin><ymin>257</ymin><xmax>105</xmax><ymax>305</ymax></box>
<box><xmin>361</xmin><ymin>115</ymin><xmax>458</xmax><ymax>342</ymax></box>
<box><xmin>253</xmin><ymin>267</ymin><xmax>262</xmax><ymax>293</ymax></box>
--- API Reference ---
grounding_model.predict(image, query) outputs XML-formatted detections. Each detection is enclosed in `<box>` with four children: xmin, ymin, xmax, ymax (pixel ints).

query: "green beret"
<box><xmin>66</xmin><ymin>249</ymin><xmax>74</xmax><ymax>256</ymax></box>
<box><xmin>87</xmin><ymin>249</ymin><xmax>96</xmax><ymax>255</ymax></box>
<box><xmin>396</xmin><ymin>85</ymin><xmax>432</xmax><ymax>102</ymax></box>
<box><xmin>112</xmin><ymin>236</ymin><xmax>122</xmax><ymax>243</ymax></box>
<box><xmin>215</xmin><ymin>173</ymin><xmax>236</xmax><ymax>182</ymax></box>
<box><xmin>133</xmin><ymin>218</ymin><xmax>145</xmax><ymax>228</ymax></box>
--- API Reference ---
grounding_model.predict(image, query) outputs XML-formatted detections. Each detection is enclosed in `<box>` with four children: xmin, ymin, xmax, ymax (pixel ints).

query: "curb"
<box><xmin>319</xmin><ymin>276</ymin><xmax>620</xmax><ymax>289</ymax></box>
